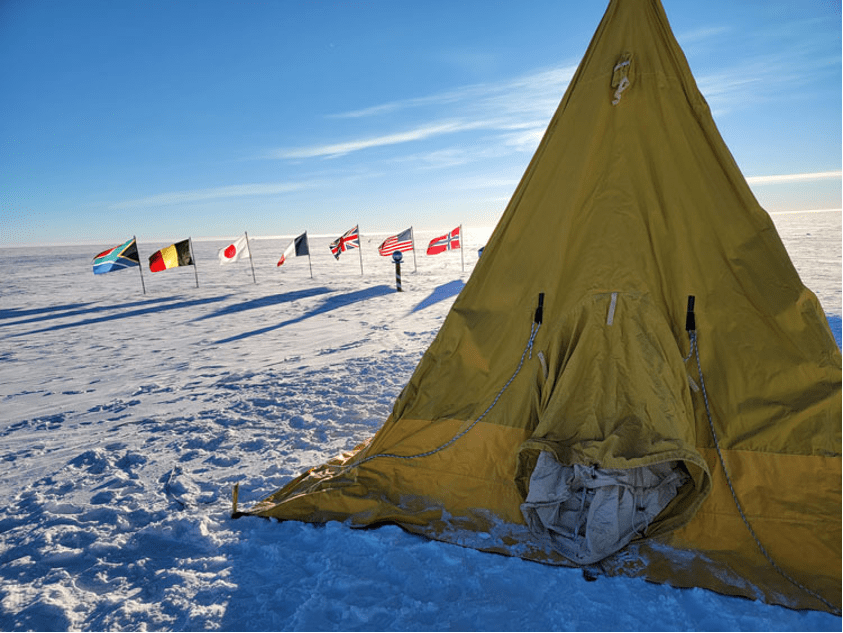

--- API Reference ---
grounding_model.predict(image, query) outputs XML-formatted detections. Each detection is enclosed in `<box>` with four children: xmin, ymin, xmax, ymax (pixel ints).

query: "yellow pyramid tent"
<box><xmin>239</xmin><ymin>0</ymin><xmax>841</xmax><ymax>613</ymax></box>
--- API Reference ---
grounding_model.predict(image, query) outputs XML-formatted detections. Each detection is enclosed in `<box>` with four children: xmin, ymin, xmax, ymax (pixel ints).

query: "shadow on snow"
<box><xmin>409</xmin><ymin>279</ymin><xmax>465</xmax><ymax>314</ymax></box>
<box><xmin>193</xmin><ymin>287</ymin><xmax>333</xmax><ymax>322</ymax></box>
<box><xmin>7</xmin><ymin>296</ymin><xmax>231</xmax><ymax>337</ymax></box>
<box><xmin>0</xmin><ymin>302</ymin><xmax>95</xmax><ymax>321</ymax></box>
<box><xmin>0</xmin><ymin>296</ymin><xmax>185</xmax><ymax>328</ymax></box>
<box><xmin>215</xmin><ymin>285</ymin><xmax>395</xmax><ymax>344</ymax></box>
<box><xmin>827</xmin><ymin>314</ymin><xmax>842</xmax><ymax>349</ymax></box>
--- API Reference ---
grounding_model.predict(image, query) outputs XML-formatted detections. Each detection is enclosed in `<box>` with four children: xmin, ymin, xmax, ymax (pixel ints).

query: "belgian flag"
<box><xmin>149</xmin><ymin>239</ymin><xmax>193</xmax><ymax>272</ymax></box>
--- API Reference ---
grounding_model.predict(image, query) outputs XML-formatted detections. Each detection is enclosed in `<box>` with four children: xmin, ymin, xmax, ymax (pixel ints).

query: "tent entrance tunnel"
<box><xmin>235</xmin><ymin>0</ymin><xmax>841</xmax><ymax>614</ymax></box>
<box><xmin>516</xmin><ymin>291</ymin><xmax>709</xmax><ymax>567</ymax></box>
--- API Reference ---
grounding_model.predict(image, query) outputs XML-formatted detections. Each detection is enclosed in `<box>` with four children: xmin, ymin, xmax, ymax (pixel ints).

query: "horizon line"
<box><xmin>2</xmin><ymin>209</ymin><xmax>840</xmax><ymax>249</ymax></box>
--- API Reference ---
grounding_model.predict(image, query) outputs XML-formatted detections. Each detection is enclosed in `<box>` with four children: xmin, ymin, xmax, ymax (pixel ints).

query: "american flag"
<box><xmin>330</xmin><ymin>225</ymin><xmax>360</xmax><ymax>259</ymax></box>
<box><xmin>426</xmin><ymin>225</ymin><xmax>461</xmax><ymax>255</ymax></box>
<box><xmin>378</xmin><ymin>228</ymin><xmax>414</xmax><ymax>256</ymax></box>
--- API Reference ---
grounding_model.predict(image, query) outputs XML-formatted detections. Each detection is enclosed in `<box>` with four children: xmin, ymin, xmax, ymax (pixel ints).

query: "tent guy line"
<box><xmin>687</xmin><ymin>322</ymin><xmax>837</xmax><ymax>614</ymax></box>
<box><xmin>345</xmin><ymin>295</ymin><xmax>544</xmax><ymax>472</ymax></box>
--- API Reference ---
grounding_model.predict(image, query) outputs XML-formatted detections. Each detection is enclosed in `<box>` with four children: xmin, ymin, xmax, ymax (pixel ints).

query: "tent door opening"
<box><xmin>521</xmin><ymin>451</ymin><xmax>688</xmax><ymax>564</ymax></box>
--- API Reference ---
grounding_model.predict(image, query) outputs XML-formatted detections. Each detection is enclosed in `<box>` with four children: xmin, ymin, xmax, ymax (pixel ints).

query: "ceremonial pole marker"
<box><xmin>392</xmin><ymin>251</ymin><xmax>403</xmax><ymax>292</ymax></box>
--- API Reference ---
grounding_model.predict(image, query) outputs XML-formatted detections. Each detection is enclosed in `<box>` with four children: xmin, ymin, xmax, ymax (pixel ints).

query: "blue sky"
<box><xmin>1</xmin><ymin>0</ymin><xmax>840</xmax><ymax>246</ymax></box>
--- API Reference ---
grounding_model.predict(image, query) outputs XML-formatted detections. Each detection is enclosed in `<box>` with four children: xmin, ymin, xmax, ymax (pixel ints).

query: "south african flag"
<box><xmin>92</xmin><ymin>237</ymin><xmax>141</xmax><ymax>275</ymax></box>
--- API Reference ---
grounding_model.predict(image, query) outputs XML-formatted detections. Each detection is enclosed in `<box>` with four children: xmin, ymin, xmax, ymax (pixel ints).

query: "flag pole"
<box><xmin>134</xmin><ymin>235</ymin><xmax>147</xmax><ymax>295</ymax></box>
<box><xmin>245</xmin><ymin>231</ymin><xmax>257</xmax><ymax>284</ymax></box>
<box><xmin>411</xmin><ymin>226</ymin><xmax>417</xmax><ymax>272</ymax></box>
<box><xmin>189</xmin><ymin>237</ymin><xmax>199</xmax><ymax>288</ymax></box>
<box><xmin>306</xmin><ymin>232</ymin><xmax>313</xmax><ymax>278</ymax></box>
<box><xmin>358</xmin><ymin>226</ymin><xmax>364</xmax><ymax>276</ymax></box>
<box><xmin>460</xmin><ymin>224</ymin><xmax>465</xmax><ymax>272</ymax></box>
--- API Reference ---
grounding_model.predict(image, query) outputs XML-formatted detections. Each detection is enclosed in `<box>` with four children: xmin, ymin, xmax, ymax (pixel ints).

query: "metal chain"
<box><xmin>690</xmin><ymin>331</ymin><xmax>839</xmax><ymax>615</ymax></box>
<box><xmin>345</xmin><ymin>321</ymin><xmax>541</xmax><ymax>472</ymax></box>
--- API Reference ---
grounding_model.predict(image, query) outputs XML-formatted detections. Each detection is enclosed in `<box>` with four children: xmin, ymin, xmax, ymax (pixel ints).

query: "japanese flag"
<box><xmin>218</xmin><ymin>234</ymin><xmax>250</xmax><ymax>264</ymax></box>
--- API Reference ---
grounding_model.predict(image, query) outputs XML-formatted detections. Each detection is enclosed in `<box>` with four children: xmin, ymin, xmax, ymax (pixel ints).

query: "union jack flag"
<box><xmin>378</xmin><ymin>228</ymin><xmax>414</xmax><ymax>256</ymax></box>
<box><xmin>330</xmin><ymin>225</ymin><xmax>360</xmax><ymax>259</ymax></box>
<box><xmin>426</xmin><ymin>225</ymin><xmax>461</xmax><ymax>255</ymax></box>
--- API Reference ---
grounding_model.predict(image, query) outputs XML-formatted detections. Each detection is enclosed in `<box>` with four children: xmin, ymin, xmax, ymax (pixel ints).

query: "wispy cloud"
<box><xmin>327</xmin><ymin>87</ymin><xmax>483</xmax><ymax>119</ymax></box>
<box><xmin>108</xmin><ymin>170</ymin><xmax>843</xmax><ymax>212</ymax></box>
<box><xmin>267</xmin><ymin>120</ymin><xmax>494</xmax><ymax>159</ymax></box>
<box><xmin>328</xmin><ymin>65</ymin><xmax>576</xmax><ymax>121</ymax></box>
<box><xmin>111</xmin><ymin>181</ymin><xmax>321</xmax><ymax>209</ymax></box>
<box><xmin>676</xmin><ymin>26</ymin><xmax>731</xmax><ymax>46</ymax></box>
<box><xmin>263</xmin><ymin>26</ymin><xmax>835</xmax><ymax>170</ymax></box>
<box><xmin>267</xmin><ymin>63</ymin><xmax>577</xmax><ymax>162</ymax></box>
<box><xmin>746</xmin><ymin>171</ymin><xmax>842</xmax><ymax>185</ymax></box>
<box><xmin>688</xmin><ymin>21</ymin><xmax>838</xmax><ymax>115</ymax></box>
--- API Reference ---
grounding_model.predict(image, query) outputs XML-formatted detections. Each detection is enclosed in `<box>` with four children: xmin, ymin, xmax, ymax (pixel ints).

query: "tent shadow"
<box><xmin>193</xmin><ymin>287</ymin><xmax>333</xmax><ymax>321</ymax></box>
<box><xmin>827</xmin><ymin>315</ymin><xmax>842</xmax><ymax>349</ymax></box>
<box><xmin>215</xmin><ymin>284</ymin><xmax>395</xmax><ymax>344</ymax></box>
<box><xmin>409</xmin><ymin>279</ymin><xmax>465</xmax><ymax>314</ymax></box>
<box><xmin>8</xmin><ymin>295</ymin><xmax>231</xmax><ymax>337</ymax></box>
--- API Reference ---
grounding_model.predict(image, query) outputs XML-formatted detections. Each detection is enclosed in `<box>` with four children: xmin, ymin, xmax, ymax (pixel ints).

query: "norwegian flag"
<box><xmin>426</xmin><ymin>225</ymin><xmax>461</xmax><ymax>255</ymax></box>
<box><xmin>378</xmin><ymin>228</ymin><xmax>414</xmax><ymax>256</ymax></box>
<box><xmin>330</xmin><ymin>225</ymin><xmax>360</xmax><ymax>259</ymax></box>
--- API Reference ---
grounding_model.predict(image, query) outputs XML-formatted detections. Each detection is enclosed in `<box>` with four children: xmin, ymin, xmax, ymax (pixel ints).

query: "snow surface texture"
<box><xmin>1</xmin><ymin>215</ymin><xmax>840</xmax><ymax>632</ymax></box>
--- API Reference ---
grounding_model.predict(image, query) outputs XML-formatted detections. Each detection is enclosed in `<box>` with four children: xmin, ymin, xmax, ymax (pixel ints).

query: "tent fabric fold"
<box><xmin>520</xmin><ymin>455</ymin><xmax>689</xmax><ymax>565</ymax></box>
<box><xmin>243</xmin><ymin>0</ymin><xmax>841</xmax><ymax>613</ymax></box>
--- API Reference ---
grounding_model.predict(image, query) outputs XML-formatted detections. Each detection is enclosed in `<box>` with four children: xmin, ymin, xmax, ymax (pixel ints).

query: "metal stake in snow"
<box><xmin>392</xmin><ymin>251</ymin><xmax>403</xmax><ymax>292</ymax></box>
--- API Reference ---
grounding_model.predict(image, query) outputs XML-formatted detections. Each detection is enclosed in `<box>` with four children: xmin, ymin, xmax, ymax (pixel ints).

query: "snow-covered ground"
<box><xmin>0</xmin><ymin>214</ymin><xmax>840</xmax><ymax>631</ymax></box>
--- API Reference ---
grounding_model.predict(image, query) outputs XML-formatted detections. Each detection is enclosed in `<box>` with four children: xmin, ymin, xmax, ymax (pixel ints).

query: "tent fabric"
<box><xmin>521</xmin><ymin>455</ymin><xmax>689</xmax><ymax>565</ymax></box>
<box><xmin>242</xmin><ymin>0</ymin><xmax>841</xmax><ymax>613</ymax></box>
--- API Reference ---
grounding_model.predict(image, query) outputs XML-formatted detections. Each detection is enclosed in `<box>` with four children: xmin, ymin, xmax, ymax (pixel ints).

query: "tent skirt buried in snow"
<box><xmin>243</xmin><ymin>404</ymin><xmax>840</xmax><ymax>612</ymax></box>
<box><xmin>242</xmin><ymin>407</ymin><xmax>841</xmax><ymax>612</ymax></box>
<box><xmin>239</xmin><ymin>0</ymin><xmax>841</xmax><ymax>615</ymax></box>
<box><xmin>241</xmin><ymin>292</ymin><xmax>839</xmax><ymax>613</ymax></box>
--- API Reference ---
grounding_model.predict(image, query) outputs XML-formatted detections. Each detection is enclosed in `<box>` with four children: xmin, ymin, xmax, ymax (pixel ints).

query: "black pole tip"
<box><xmin>685</xmin><ymin>295</ymin><xmax>696</xmax><ymax>332</ymax></box>
<box><xmin>534</xmin><ymin>293</ymin><xmax>545</xmax><ymax>324</ymax></box>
